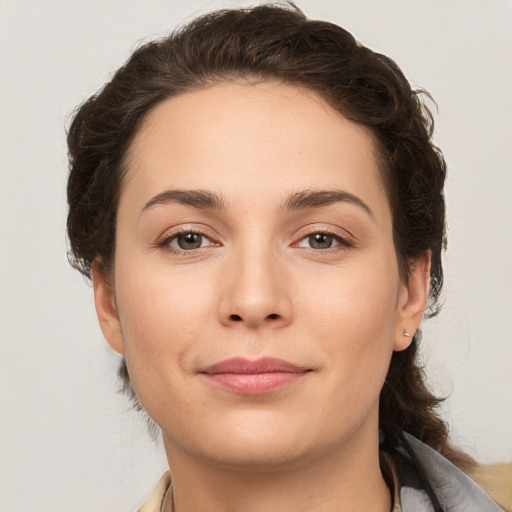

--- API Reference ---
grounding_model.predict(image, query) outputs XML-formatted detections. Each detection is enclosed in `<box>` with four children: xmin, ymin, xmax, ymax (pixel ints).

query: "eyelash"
<box><xmin>157</xmin><ymin>229</ymin><xmax>218</xmax><ymax>255</ymax></box>
<box><xmin>293</xmin><ymin>229</ymin><xmax>353</xmax><ymax>252</ymax></box>
<box><xmin>157</xmin><ymin>228</ymin><xmax>353</xmax><ymax>255</ymax></box>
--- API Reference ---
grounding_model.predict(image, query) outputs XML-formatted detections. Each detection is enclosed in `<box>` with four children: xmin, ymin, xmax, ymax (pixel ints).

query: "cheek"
<box><xmin>113</xmin><ymin>264</ymin><xmax>218</xmax><ymax>402</ymax></box>
<box><xmin>299</xmin><ymin>261</ymin><xmax>400</xmax><ymax>384</ymax></box>
<box><xmin>117</xmin><ymin>268</ymin><xmax>216</xmax><ymax>348</ymax></box>
<box><xmin>302</xmin><ymin>258</ymin><xmax>399</xmax><ymax>331</ymax></box>
<box><xmin>301</xmin><ymin>271</ymin><xmax>398</xmax><ymax>442</ymax></box>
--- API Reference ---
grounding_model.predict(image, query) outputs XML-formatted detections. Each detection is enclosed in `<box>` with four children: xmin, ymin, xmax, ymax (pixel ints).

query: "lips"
<box><xmin>200</xmin><ymin>357</ymin><xmax>311</xmax><ymax>394</ymax></box>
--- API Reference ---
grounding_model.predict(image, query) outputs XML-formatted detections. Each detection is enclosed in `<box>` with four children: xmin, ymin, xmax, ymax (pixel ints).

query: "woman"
<box><xmin>66</xmin><ymin>4</ymin><xmax>510</xmax><ymax>511</ymax></box>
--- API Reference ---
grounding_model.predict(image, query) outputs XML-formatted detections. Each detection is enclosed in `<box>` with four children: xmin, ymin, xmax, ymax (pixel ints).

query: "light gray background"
<box><xmin>1</xmin><ymin>0</ymin><xmax>511</xmax><ymax>510</ymax></box>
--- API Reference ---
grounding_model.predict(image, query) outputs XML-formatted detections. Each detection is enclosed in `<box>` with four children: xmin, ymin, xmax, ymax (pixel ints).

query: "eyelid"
<box><xmin>291</xmin><ymin>227</ymin><xmax>355</xmax><ymax>253</ymax></box>
<box><xmin>156</xmin><ymin>225</ymin><xmax>221</xmax><ymax>254</ymax></box>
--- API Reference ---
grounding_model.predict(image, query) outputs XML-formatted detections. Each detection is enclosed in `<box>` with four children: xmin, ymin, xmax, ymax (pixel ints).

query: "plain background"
<box><xmin>1</xmin><ymin>0</ymin><xmax>511</xmax><ymax>510</ymax></box>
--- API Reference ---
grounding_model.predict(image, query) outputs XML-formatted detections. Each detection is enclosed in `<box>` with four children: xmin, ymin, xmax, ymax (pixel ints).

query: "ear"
<box><xmin>91</xmin><ymin>259</ymin><xmax>124</xmax><ymax>354</ymax></box>
<box><xmin>394</xmin><ymin>251</ymin><xmax>431</xmax><ymax>352</ymax></box>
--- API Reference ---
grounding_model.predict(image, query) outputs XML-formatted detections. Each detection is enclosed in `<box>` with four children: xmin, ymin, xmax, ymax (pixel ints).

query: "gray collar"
<box><xmin>394</xmin><ymin>432</ymin><xmax>505</xmax><ymax>512</ymax></box>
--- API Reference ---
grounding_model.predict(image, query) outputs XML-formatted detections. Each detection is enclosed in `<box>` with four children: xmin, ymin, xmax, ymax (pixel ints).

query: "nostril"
<box><xmin>230</xmin><ymin>314</ymin><xmax>243</xmax><ymax>321</ymax></box>
<box><xmin>267</xmin><ymin>313</ymin><xmax>279</xmax><ymax>320</ymax></box>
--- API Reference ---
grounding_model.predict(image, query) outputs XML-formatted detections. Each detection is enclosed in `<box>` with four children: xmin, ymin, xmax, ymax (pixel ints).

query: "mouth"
<box><xmin>199</xmin><ymin>357</ymin><xmax>312</xmax><ymax>394</ymax></box>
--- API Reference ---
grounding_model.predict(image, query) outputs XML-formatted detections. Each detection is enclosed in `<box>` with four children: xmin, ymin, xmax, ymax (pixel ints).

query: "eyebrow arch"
<box><xmin>139</xmin><ymin>187</ymin><xmax>374</xmax><ymax>220</ymax></box>
<box><xmin>282</xmin><ymin>189</ymin><xmax>375</xmax><ymax>220</ymax></box>
<box><xmin>140</xmin><ymin>189</ymin><xmax>225</xmax><ymax>215</ymax></box>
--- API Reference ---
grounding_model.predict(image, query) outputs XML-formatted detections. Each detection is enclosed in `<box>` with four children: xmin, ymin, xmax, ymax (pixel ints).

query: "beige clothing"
<box><xmin>138</xmin><ymin>472</ymin><xmax>171</xmax><ymax>512</ymax></box>
<box><xmin>470</xmin><ymin>463</ymin><xmax>512</xmax><ymax>511</ymax></box>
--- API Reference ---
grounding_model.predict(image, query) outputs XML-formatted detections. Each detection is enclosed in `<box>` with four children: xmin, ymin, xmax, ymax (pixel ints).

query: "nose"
<box><xmin>218</xmin><ymin>246</ymin><xmax>293</xmax><ymax>329</ymax></box>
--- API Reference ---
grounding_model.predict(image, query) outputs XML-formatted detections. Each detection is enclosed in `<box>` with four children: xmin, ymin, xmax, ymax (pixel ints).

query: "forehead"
<box><xmin>121</xmin><ymin>81</ymin><xmax>389</xmax><ymax>218</ymax></box>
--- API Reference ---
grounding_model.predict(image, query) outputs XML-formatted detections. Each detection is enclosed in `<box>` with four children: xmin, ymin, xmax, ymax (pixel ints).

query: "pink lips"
<box><xmin>200</xmin><ymin>357</ymin><xmax>311</xmax><ymax>394</ymax></box>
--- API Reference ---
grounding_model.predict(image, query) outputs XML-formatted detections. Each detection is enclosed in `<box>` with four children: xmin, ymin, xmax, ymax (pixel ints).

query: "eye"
<box><xmin>161</xmin><ymin>231</ymin><xmax>214</xmax><ymax>252</ymax></box>
<box><xmin>295</xmin><ymin>232</ymin><xmax>349</xmax><ymax>250</ymax></box>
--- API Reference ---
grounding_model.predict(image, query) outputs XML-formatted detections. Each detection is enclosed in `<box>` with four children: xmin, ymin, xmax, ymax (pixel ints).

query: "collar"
<box><xmin>389</xmin><ymin>432</ymin><xmax>506</xmax><ymax>511</ymax></box>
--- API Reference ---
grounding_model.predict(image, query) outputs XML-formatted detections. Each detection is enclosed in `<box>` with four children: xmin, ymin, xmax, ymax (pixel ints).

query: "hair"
<box><xmin>66</xmin><ymin>3</ymin><xmax>472</xmax><ymax>467</ymax></box>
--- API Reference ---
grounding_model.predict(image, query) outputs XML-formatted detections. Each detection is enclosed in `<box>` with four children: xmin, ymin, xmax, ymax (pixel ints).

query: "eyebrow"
<box><xmin>282</xmin><ymin>189</ymin><xmax>375</xmax><ymax>220</ymax></box>
<box><xmin>140</xmin><ymin>187</ymin><xmax>374</xmax><ymax>220</ymax></box>
<box><xmin>140</xmin><ymin>189</ymin><xmax>225</xmax><ymax>214</ymax></box>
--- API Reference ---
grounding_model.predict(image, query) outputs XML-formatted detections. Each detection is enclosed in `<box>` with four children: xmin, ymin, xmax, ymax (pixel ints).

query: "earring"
<box><xmin>403</xmin><ymin>330</ymin><xmax>412</xmax><ymax>338</ymax></box>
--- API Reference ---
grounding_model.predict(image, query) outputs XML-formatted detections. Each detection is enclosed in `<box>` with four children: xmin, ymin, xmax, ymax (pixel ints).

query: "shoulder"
<box><xmin>468</xmin><ymin>463</ymin><xmax>512</xmax><ymax>512</ymax></box>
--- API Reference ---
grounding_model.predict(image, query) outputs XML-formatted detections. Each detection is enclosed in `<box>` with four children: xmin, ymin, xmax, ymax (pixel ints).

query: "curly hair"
<box><xmin>67</xmin><ymin>3</ymin><xmax>467</xmax><ymax>465</ymax></box>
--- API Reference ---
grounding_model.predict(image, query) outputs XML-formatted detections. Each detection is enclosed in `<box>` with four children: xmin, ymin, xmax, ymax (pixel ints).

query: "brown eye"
<box><xmin>308</xmin><ymin>233</ymin><xmax>335</xmax><ymax>249</ymax></box>
<box><xmin>159</xmin><ymin>229</ymin><xmax>219</xmax><ymax>254</ymax></box>
<box><xmin>176</xmin><ymin>232</ymin><xmax>204</xmax><ymax>250</ymax></box>
<box><xmin>295</xmin><ymin>231</ymin><xmax>349</xmax><ymax>251</ymax></box>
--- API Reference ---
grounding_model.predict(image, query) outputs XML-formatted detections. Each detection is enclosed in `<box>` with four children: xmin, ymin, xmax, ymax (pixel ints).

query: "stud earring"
<box><xmin>403</xmin><ymin>330</ymin><xmax>412</xmax><ymax>338</ymax></box>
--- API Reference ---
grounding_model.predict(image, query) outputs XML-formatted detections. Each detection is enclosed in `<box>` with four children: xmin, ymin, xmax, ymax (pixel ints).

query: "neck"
<box><xmin>162</xmin><ymin>427</ymin><xmax>391</xmax><ymax>512</ymax></box>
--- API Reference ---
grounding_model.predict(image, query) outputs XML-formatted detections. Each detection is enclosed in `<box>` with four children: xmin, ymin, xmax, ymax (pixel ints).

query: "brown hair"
<box><xmin>67</xmin><ymin>3</ymin><xmax>465</xmax><ymax>464</ymax></box>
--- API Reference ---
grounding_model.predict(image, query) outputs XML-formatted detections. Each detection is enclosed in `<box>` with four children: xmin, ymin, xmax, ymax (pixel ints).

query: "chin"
<box><xmin>167</xmin><ymin>408</ymin><xmax>352</xmax><ymax>472</ymax></box>
<box><xmin>198</xmin><ymin>437</ymin><xmax>313</xmax><ymax>472</ymax></box>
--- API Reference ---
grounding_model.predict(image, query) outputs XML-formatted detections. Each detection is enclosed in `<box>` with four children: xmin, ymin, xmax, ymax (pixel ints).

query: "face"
<box><xmin>94</xmin><ymin>81</ymin><xmax>428</xmax><ymax>470</ymax></box>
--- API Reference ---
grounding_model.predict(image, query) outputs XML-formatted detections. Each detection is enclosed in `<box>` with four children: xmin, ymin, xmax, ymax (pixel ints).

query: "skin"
<box><xmin>93</xmin><ymin>81</ymin><xmax>430</xmax><ymax>512</ymax></box>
